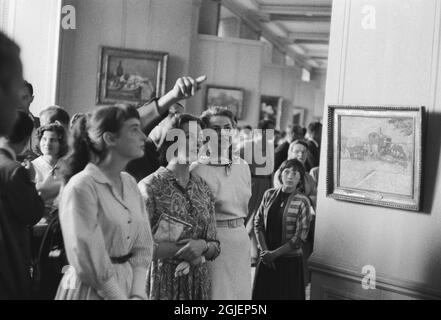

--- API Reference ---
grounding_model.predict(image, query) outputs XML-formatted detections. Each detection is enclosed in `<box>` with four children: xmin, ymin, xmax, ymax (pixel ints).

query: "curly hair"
<box><xmin>35</xmin><ymin>123</ymin><xmax>68</xmax><ymax>158</ymax></box>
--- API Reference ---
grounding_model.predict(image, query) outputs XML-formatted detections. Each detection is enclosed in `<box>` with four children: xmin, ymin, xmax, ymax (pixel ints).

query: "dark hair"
<box><xmin>23</xmin><ymin>80</ymin><xmax>33</xmax><ymax>96</ymax></box>
<box><xmin>0</xmin><ymin>31</ymin><xmax>21</xmax><ymax>90</ymax></box>
<box><xmin>200</xmin><ymin>106</ymin><xmax>237</xmax><ymax>129</ymax></box>
<box><xmin>8</xmin><ymin>111</ymin><xmax>34</xmax><ymax>144</ymax></box>
<box><xmin>39</xmin><ymin>105</ymin><xmax>70</xmax><ymax>126</ymax></box>
<box><xmin>258</xmin><ymin>119</ymin><xmax>275</xmax><ymax>130</ymax></box>
<box><xmin>287</xmin><ymin>124</ymin><xmax>305</xmax><ymax>139</ymax></box>
<box><xmin>35</xmin><ymin>123</ymin><xmax>68</xmax><ymax>158</ymax></box>
<box><xmin>61</xmin><ymin>105</ymin><xmax>140</xmax><ymax>183</ymax></box>
<box><xmin>200</xmin><ymin>106</ymin><xmax>236</xmax><ymax>162</ymax></box>
<box><xmin>289</xmin><ymin>139</ymin><xmax>309</xmax><ymax>151</ymax></box>
<box><xmin>158</xmin><ymin>113</ymin><xmax>203</xmax><ymax>166</ymax></box>
<box><xmin>278</xmin><ymin>159</ymin><xmax>306</xmax><ymax>193</ymax></box>
<box><xmin>70</xmin><ymin>112</ymin><xmax>87</xmax><ymax>130</ymax></box>
<box><xmin>0</xmin><ymin>31</ymin><xmax>22</xmax><ymax>136</ymax></box>
<box><xmin>307</xmin><ymin>122</ymin><xmax>322</xmax><ymax>134</ymax></box>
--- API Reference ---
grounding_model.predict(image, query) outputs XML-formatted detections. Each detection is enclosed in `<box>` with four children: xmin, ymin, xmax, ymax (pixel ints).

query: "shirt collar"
<box><xmin>83</xmin><ymin>163</ymin><xmax>114</xmax><ymax>185</ymax></box>
<box><xmin>157</xmin><ymin>166</ymin><xmax>197</xmax><ymax>187</ymax></box>
<box><xmin>0</xmin><ymin>137</ymin><xmax>17</xmax><ymax>161</ymax></box>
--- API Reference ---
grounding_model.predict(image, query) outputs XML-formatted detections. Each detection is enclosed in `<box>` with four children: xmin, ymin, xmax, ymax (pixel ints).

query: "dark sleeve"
<box><xmin>5</xmin><ymin>166</ymin><xmax>44</xmax><ymax>226</ymax></box>
<box><xmin>140</xmin><ymin>99</ymin><xmax>168</xmax><ymax>136</ymax></box>
<box><xmin>274</xmin><ymin>143</ymin><xmax>288</xmax><ymax>173</ymax></box>
<box><xmin>254</xmin><ymin>190</ymin><xmax>270</xmax><ymax>237</ymax></box>
<box><xmin>126</xmin><ymin>140</ymin><xmax>160</xmax><ymax>182</ymax></box>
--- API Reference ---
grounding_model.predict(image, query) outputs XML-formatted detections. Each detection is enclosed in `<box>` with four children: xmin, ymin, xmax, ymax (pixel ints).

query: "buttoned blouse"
<box><xmin>59</xmin><ymin>163</ymin><xmax>153</xmax><ymax>299</ymax></box>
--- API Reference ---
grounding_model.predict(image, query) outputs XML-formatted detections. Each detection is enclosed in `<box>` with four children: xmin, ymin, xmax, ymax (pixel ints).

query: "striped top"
<box><xmin>254</xmin><ymin>188</ymin><xmax>312</xmax><ymax>256</ymax></box>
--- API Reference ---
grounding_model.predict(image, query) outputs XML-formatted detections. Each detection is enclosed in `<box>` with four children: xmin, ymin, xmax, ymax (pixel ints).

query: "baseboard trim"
<box><xmin>308</xmin><ymin>254</ymin><xmax>441</xmax><ymax>300</ymax></box>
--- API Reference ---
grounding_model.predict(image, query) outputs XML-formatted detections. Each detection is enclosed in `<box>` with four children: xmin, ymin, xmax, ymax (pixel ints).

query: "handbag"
<box><xmin>153</xmin><ymin>213</ymin><xmax>193</xmax><ymax>242</ymax></box>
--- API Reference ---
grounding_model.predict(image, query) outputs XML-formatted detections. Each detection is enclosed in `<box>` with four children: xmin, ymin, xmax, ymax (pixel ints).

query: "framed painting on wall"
<box><xmin>205</xmin><ymin>85</ymin><xmax>245</xmax><ymax>120</ymax></box>
<box><xmin>260</xmin><ymin>95</ymin><xmax>282</xmax><ymax>129</ymax></box>
<box><xmin>292</xmin><ymin>107</ymin><xmax>305</xmax><ymax>126</ymax></box>
<box><xmin>97</xmin><ymin>46</ymin><xmax>168</xmax><ymax>105</ymax></box>
<box><xmin>326</xmin><ymin>105</ymin><xmax>424</xmax><ymax>211</ymax></box>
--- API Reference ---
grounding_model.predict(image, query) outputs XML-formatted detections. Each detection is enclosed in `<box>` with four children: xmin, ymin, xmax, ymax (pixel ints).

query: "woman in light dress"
<box><xmin>191</xmin><ymin>107</ymin><xmax>252</xmax><ymax>300</ymax></box>
<box><xmin>55</xmin><ymin>105</ymin><xmax>153</xmax><ymax>300</ymax></box>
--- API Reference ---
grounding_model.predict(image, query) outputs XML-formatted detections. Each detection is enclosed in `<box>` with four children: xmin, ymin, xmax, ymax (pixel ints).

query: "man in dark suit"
<box><xmin>0</xmin><ymin>111</ymin><xmax>45</xmax><ymax>299</ymax></box>
<box><xmin>273</xmin><ymin>124</ymin><xmax>305</xmax><ymax>172</ymax></box>
<box><xmin>305</xmin><ymin>122</ymin><xmax>322</xmax><ymax>170</ymax></box>
<box><xmin>17</xmin><ymin>80</ymin><xmax>40</xmax><ymax>162</ymax></box>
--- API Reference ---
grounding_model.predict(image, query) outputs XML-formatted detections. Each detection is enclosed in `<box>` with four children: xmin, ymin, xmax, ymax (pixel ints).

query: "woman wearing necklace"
<box><xmin>138</xmin><ymin>114</ymin><xmax>220</xmax><ymax>300</ymax></box>
<box><xmin>252</xmin><ymin>159</ymin><xmax>313</xmax><ymax>300</ymax></box>
<box><xmin>191</xmin><ymin>107</ymin><xmax>252</xmax><ymax>300</ymax></box>
<box><xmin>32</xmin><ymin>123</ymin><xmax>68</xmax><ymax>210</ymax></box>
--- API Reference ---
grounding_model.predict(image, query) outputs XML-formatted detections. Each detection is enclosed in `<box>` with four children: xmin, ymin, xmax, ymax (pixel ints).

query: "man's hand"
<box><xmin>170</xmin><ymin>75</ymin><xmax>207</xmax><ymax>100</ymax></box>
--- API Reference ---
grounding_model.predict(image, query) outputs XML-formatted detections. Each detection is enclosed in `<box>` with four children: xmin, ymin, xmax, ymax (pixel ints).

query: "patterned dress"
<box><xmin>138</xmin><ymin>167</ymin><xmax>220</xmax><ymax>300</ymax></box>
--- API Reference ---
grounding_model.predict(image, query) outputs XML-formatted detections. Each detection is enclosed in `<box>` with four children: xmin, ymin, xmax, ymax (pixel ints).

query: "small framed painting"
<box><xmin>97</xmin><ymin>46</ymin><xmax>168</xmax><ymax>105</ymax></box>
<box><xmin>205</xmin><ymin>85</ymin><xmax>245</xmax><ymax>120</ymax></box>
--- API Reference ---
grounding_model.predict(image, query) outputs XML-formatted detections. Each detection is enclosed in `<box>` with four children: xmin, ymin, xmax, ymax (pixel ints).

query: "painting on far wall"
<box><xmin>292</xmin><ymin>107</ymin><xmax>305</xmax><ymax>126</ymax></box>
<box><xmin>97</xmin><ymin>46</ymin><xmax>168</xmax><ymax>105</ymax></box>
<box><xmin>205</xmin><ymin>85</ymin><xmax>245</xmax><ymax>120</ymax></box>
<box><xmin>260</xmin><ymin>95</ymin><xmax>282</xmax><ymax>129</ymax></box>
<box><xmin>326</xmin><ymin>105</ymin><xmax>424</xmax><ymax>211</ymax></box>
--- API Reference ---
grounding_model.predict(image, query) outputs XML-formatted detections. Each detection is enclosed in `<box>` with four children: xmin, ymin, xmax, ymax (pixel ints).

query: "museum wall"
<box><xmin>189</xmin><ymin>34</ymin><xmax>263</xmax><ymax>126</ymax></box>
<box><xmin>57</xmin><ymin>0</ymin><xmax>200</xmax><ymax>114</ymax></box>
<box><xmin>1</xmin><ymin>0</ymin><xmax>61</xmax><ymax>116</ymax></box>
<box><xmin>310</xmin><ymin>0</ymin><xmax>441</xmax><ymax>299</ymax></box>
<box><xmin>55</xmin><ymin>0</ymin><xmax>323</xmax><ymax>129</ymax></box>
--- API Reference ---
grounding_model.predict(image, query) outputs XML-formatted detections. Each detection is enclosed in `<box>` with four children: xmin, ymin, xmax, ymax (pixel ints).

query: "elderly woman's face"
<box><xmin>281</xmin><ymin>167</ymin><xmax>300</xmax><ymax>189</ymax></box>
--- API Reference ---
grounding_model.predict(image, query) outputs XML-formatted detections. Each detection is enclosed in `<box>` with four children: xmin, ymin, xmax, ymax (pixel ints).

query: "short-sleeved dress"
<box><xmin>138</xmin><ymin>167</ymin><xmax>220</xmax><ymax>300</ymax></box>
<box><xmin>55</xmin><ymin>163</ymin><xmax>154</xmax><ymax>300</ymax></box>
<box><xmin>191</xmin><ymin>156</ymin><xmax>252</xmax><ymax>300</ymax></box>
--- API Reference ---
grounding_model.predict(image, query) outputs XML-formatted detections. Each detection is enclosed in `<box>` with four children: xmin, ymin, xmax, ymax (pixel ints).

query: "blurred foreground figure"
<box><xmin>0</xmin><ymin>31</ymin><xmax>23</xmax><ymax>136</ymax></box>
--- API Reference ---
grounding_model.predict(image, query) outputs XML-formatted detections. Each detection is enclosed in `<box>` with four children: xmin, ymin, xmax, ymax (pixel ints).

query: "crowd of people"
<box><xmin>0</xmin><ymin>30</ymin><xmax>323</xmax><ymax>300</ymax></box>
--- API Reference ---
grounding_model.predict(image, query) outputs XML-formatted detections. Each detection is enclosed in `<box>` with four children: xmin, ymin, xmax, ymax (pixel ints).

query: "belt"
<box><xmin>216</xmin><ymin>218</ymin><xmax>244</xmax><ymax>228</ymax></box>
<box><xmin>110</xmin><ymin>253</ymin><xmax>132</xmax><ymax>264</ymax></box>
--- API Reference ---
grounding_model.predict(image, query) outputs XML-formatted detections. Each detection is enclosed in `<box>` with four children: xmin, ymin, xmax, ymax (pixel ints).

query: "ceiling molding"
<box><xmin>294</xmin><ymin>39</ymin><xmax>329</xmax><ymax>45</ymax></box>
<box><xmin>260</xmin><ymin>4</ymin><xmax>332</xmax><ymax>16</ymax></box>
<box><xmin>270</xmin><ymin>14</ymin><xmax>331</xmax><ymax>23</ymax></box>
<box><xmin>221</xmin><ymin>0</ymin><xmax>312</xmax><ymax>70</ymax></box>
<box><xmin>288</xmin><ymin>32</ymin><xmax>329</xmax><ymax>41</ymax></box>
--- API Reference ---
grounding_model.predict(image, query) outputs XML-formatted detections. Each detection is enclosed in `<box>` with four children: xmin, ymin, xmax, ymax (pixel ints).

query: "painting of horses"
<box><xmin>97</xmin><ymin>46</ymin><xmax>168</xmax><ymax>105</ymax></box>
<box><xmin>326</xmin><ymin>105</ymin><xmax>424</xmax><ymax>211</ymax></box>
